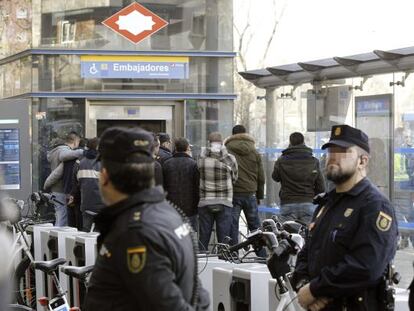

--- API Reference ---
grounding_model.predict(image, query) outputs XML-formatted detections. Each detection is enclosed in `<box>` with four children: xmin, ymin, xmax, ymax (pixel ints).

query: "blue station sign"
<box><xmin>80</xmin><ymin>55</ymin><xmax>189</xmax><ymax>79</ymax></box>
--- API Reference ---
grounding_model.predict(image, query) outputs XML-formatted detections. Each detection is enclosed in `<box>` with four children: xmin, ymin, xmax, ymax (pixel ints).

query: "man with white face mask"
<box><xmin>197</xmin><ymin>132</ymin><xmax>238</xmax><ymax>250</ymax></box>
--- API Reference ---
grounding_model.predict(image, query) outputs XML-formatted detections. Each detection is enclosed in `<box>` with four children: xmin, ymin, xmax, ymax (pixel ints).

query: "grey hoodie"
<box><xmin>46</xmin><ymin>145</ymin><xmax>83</xmax><ymax>193</ymax></box>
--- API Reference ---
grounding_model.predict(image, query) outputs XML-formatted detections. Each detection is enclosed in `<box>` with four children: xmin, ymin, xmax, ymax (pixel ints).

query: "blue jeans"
<box><xmin>188</xmin><ymin>215</ymin><xmax>198</xmax><ymax>233</ymax></box>
<box><xmin>230</xmin><ymin>195</ymin><xmax>267</xmax><ymax>257</ymax></box>
<box><xmin>280</xmin><ymin>202</ymin><xmax>316</xmax><ymax>224</ymax></box>
<box><xmin>230</xmin><ymin>195</ymin><xmax>261</xmax><ymax>244</ymax></box>
<box><xmin>53</xmin><ymin>192</ymin><xmax>68</xmax><ymax>226</ymax></box>
<box><xmin>198</xmin><ymin>204</ymin><xmax>231</xmax><ymax>251</ymax></box>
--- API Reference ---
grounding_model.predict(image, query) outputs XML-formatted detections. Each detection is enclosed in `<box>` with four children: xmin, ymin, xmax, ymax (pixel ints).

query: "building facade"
<box><xmin>0</xmin><ymin>0</ymin><xmax>235</xmax><ymax>199</ymax></box>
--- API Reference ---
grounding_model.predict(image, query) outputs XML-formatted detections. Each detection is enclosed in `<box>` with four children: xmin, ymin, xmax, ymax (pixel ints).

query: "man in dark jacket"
<box><xmin>225</xmin><ymin>125</ymin><xmax>266</xmax><ymax>255</ymax></box>
<box><xmin>151</xmin><ymin>133</ymin><xmax>163</xmax><ymax>186</ymax></box>
<box><xmin>272</xmin><ymin>132</ymin><xmax>325</xmax><ymax>224</ymax></box>
<box><xmin>72</xmin><ymin>138</ymin><xmax>104</xmax><ymax>232</ymax></box>
<box><xmin>157</xmin><ymin>132</ymin><xmax>173</xmax><ymax>164</ymax></box>
<box><xmin>163</xmin><ymin>138</ymin><xmax>200</xmax><ymax>230</ymax></box>
<box><xmin>84</xmin><ymin>127</ymin><xmax>209</xmax><ymax>311</ymax></box>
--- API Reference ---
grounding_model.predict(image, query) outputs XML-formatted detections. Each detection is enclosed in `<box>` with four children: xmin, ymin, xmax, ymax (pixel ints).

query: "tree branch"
<box><xmin>260</xmin><ymin>0</ymin><xmax>287</xmax><ymax>67</ymax></box>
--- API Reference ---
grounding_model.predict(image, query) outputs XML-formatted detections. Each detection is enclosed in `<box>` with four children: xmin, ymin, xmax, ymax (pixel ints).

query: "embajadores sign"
<box><xmin>80</xmin><ymin>55</ymin><xmax>189</xmax><ymax>79</ymax></box>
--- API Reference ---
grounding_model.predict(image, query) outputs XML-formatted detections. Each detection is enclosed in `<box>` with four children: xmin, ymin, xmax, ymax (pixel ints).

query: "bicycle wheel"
<box><xmin>14</xmin><ymin>256</ymin><xmax>36</xmax><ymax>309</ymax></box>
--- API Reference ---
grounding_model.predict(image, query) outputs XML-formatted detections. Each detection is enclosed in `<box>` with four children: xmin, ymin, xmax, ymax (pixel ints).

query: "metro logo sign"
<box><xmin>102</xmin><ymin>2</ymin><xmax>168</xmax><ymax>44</ymax></box>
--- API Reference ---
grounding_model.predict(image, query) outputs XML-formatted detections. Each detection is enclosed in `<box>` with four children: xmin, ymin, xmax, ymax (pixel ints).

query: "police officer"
<box><xmin>84</xmin><ymin>127</ymin><xmax>209</xmax><ymax>311</ymax></box>
<box><xmin>292</xmin><ymin>125</ymin><xmax>398</xmax><ymax>311</ymax></box>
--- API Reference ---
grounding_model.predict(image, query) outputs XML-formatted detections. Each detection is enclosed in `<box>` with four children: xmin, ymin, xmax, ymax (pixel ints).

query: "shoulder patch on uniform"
<box><xmin>344</xmin><ymin>208</ymin><xmax>353</xmax><ymax>217</ymax></box>
<box><xmin>376</xmin><ymin>211</ymin><xmax>392</xmax><ymax>232</ymax></box>
<box><xmin>127</xmin><ymin>246</ymin><xmax>146</xmax><ymax>273</ymax></box>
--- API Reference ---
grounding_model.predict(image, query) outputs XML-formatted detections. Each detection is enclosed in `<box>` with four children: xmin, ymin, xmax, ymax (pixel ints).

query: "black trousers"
<box><xmin>67</xmin><ymin>204</ymin><xmax>83</xmax><ymax>230</ymax></box>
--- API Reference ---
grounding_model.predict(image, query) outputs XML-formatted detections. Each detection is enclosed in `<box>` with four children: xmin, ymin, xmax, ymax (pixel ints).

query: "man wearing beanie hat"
<box><xmin>285</xmin><ymin>124</ymin><xmax>398</xmax><ymax>310</ymax></box>
<box><xmin>84</xmin><ymin>127</ymin><xmax>209</xmax><ymax>311</ymax></box>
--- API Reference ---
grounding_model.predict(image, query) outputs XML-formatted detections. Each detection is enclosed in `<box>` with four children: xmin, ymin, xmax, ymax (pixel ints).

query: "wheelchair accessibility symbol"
<box><xmin>89</xmin><ymin>63</ymin><xmax>98</xmax><ymax>75</ymax></box>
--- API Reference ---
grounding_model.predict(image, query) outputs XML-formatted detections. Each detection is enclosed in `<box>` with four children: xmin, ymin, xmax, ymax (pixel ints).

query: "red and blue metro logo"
<box><xmin>102</xmin><ymin>2</ymin><xmax>169</xmax><ymax>44</ymax></box>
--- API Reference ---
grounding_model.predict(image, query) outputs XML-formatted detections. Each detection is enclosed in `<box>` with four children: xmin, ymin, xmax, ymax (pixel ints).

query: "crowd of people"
<box><xmin>44</xmin><ymin>125</ymin><xmax>270</xmax><ymax>252</ymax></box>
<box><xmin>40</xmin><ymin>124</ymin><xmax>400</xmax><ymax>311</ymax></box>
<box><xmin>42</xmin><ymin>125</ymin><xmax>342</xmax><ymax>250</ymax></box>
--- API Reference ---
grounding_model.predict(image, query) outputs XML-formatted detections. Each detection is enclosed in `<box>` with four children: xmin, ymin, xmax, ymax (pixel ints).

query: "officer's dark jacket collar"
<box><xmin>95</xmin><ymin>186</ymin><xmax>165</xmax><ymax>232</ymax></box>
<box><xmin>172</xmin><ymin>152</ymin><xmax>191</xmax><ymax>158</ymax></box>
<box><xmin>160</xmin><ymin>146</ymin><xmax>172</xmax><ymax>154</ymax></box>
<box><xmin>282</xmin><ymin>144</ymin><xmax>313</xmax><ymax>156</ymax></box>
<box><xmin>330</xmin><ymin>177</ymin><xmax>370</xmax><ymax>197</ymax></box>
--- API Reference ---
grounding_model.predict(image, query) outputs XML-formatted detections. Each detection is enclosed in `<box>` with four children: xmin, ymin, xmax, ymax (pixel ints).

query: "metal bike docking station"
<box><xmin>64</xmin><ymin>232</ymin><xmax>98</xmax><ymax>307</ymax></box>
<box><xmin>26</xmin><ymin>223</ymin><xmax>53</xmax><ymax>311</ymax></box>
<box><xmin>198</xmin><ymin>256</ymin><xmax>258</xmax><ymax>311</ymax></box>
<box><xmin>73</xmin><ymin>232</ymin><xmax>99</xmax><ymax>266</ymax></box>
<box><xmin>48</xmin><ymin>228</ymin><xmax>82</xmax><ymax>295</ymax></box>
<box><xmin>212</xmin><ymin>218</ymin><xmax>306</xmax><ymax>311</ymax></box>
<box><xmin>212</xmin><ymin>264</ymin><xmax>271</xmax><ymax>311</ymax></box>
<box><xmin>231</xmin><ymin>265</ymin><xmax>272</xmax><ymax>311</ymax></box>
<box><xmin>37</xmin><ymin>226</ymin><xmax>77</xmax><ymax>310</ymax></box>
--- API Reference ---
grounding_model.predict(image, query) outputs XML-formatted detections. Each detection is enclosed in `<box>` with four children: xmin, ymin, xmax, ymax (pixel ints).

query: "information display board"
<box><xmin>0</xmin><ymin>128</ymin><xmax>20</xmax><ymax>190</ymax></box>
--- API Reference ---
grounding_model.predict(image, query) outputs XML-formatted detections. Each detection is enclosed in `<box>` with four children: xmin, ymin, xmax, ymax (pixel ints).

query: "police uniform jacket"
<box><xmin>84</xmin><ymin>186</ymin><xmax>198</xmax><ymax>311</ymax></box>
<box><xmin>293</xmin><ymin>178</ymin><xmax>398</xmax><ymax>310</ymax></box>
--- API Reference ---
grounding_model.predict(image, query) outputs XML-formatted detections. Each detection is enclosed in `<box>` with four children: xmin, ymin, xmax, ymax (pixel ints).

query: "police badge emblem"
<box><xmin>334</xmin><ymin>127</ymin><xmax>341</xmax><ymax>136</ymax></box>
<box><xmin>127</xmin><ymin>246</ymin><xmax>146</xmax><ymax>273</ymax></box>
<box><xmin>376</xmin><ymin>211</ymin><xmax>392</xmax><ymax>232</ymax></box>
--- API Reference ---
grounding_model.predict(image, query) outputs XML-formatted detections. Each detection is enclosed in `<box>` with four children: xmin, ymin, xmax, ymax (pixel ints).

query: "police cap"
<box><xmin>321</xmin><ymin>124</ymin><xmax>370</xmax><ymax>153</ymax></box>
<box><xmin>98</xmin><ymin>127</ymin><xmax>154</xmax><ymax>162</ymax></box>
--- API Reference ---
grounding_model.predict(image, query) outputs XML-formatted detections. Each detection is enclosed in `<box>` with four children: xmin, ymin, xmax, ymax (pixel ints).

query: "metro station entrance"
<box><xmin>96</xmin><ymin>120</ymin><xmax>166</xmax><ymax>137</ymax></box>
<box><xmin>85</xmin><ymin>100</ymin><xmax>184</xmax><ymax>138</ymax></box>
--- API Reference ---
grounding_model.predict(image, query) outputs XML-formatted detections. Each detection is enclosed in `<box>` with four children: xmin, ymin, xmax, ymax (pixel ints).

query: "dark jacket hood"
<box><xmin>84</xmin><ymin>149</ymin><xmax>98</xmax><ymax>159</ymax></box>
<box><xmin>225</xmin><ymin>133</ymin><xmax>256</xmax><ymax>156</ymax></box>
<box><xmin>282</xmin><ymin>144</ymin><xmax>313</xmax><ymax>155</ymax></box>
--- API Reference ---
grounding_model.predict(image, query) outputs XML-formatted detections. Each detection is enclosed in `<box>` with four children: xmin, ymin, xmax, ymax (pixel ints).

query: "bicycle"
<box><xmin>4</xmin><ymin>193</ymin><xmax>61</xmax><ymax>309</ymax></box>
<box><xmin>214</xmin><ymin>218</ymin><xmax>305</xmax><ymax>311</ymax></box>
<box><xmin>32</xmin><ymin>259</ymin><xmax>93</xmax><ymax>311</ymax></box>
<box><xmin>60</xmin><ymin>265</ymin><xmax>94</xmax><ymax>310</ymax></box>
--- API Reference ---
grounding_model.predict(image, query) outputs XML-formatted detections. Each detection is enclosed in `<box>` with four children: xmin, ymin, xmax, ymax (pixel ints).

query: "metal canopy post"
<box><xmin>265</xmin><ymin>87</ymin><xmax>277</xmax><ymax>205</ymax></box>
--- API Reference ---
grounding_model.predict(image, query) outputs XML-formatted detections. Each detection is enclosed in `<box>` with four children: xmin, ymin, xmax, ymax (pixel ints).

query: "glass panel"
<box><xmin>31</xmin><ymin>98</ymin><xmax>85</xmax><ymax>190</ymax></box>
<box><xmin>352</xmin><ymin>74</ymin><xmax>393</xmax><ymax>198</ymax></box>
<box><xmin>263</xmin><ymin>79</ymin><xmax>365</xmax><ymax>205</ymax></box>
<box><xmin>0</xmin><ymin>57</ymin><xmax>32</xmax><ymax>98</ymax></box>
<box><xmin>34</xmin><ymin>0</ymin><xmax>232</xmax><ymax>51</ymax></box>
<box><xmin>394</xmin><ymin>71</ymin><xmax>414</xmax><ymax>290</ymax></box>
<box><xmin>35</xmin><ymin>55</ymin><xmax>233</xmax><ymax>93</ymax></box>
<box><xmin>186</xmin><ymin>100</ymin><xmax>233</xmax><ymax>158</ymax></box>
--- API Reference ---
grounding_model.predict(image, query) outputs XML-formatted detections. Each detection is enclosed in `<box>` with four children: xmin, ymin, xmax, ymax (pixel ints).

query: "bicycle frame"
<box><xmin>10</xmin><ymin>223</ymin><xmax>34</xmax><ymax>266</ymax></box>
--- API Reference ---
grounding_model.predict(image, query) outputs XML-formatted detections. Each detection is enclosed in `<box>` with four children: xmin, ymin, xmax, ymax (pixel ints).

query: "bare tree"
<box><xmin>233</xmin><ymin>0</ymin><xmax>286</xmax><ymax>130</ymax></box>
